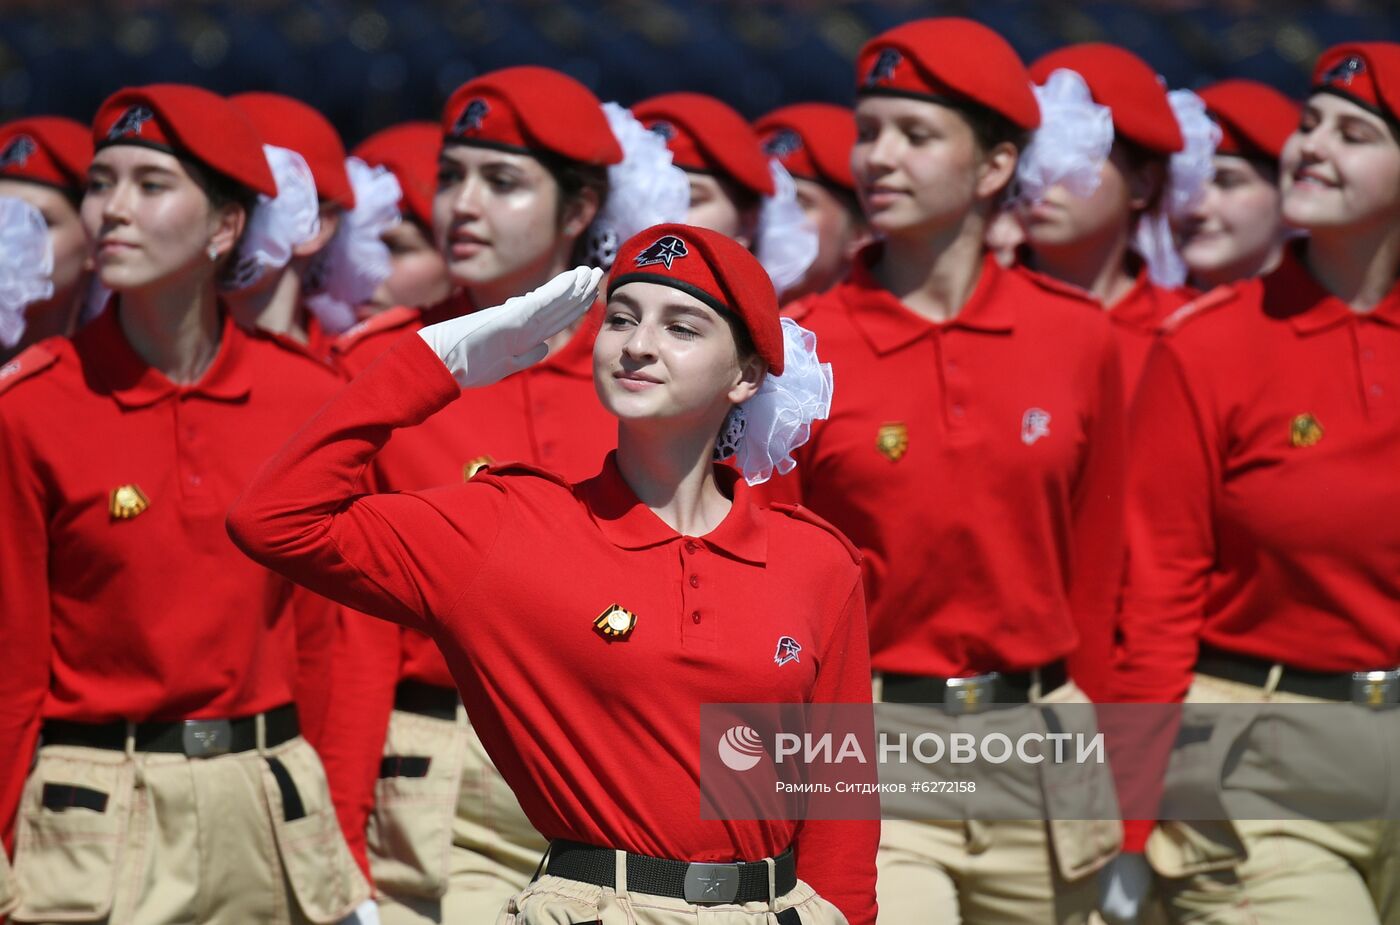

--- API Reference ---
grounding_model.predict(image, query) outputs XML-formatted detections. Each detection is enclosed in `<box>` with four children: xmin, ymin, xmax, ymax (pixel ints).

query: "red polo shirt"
<box><xmin>227</xmin><ymin>333</ymin><xmax>879</xmax><ymax>923</ymax></box>
<box><xmin>0</xmin><ymin>308</ymin><xmax>345</xmax><ymax>844</ymax></box>
<box><xmin>794</xmin><ymin>251</ymin><xmax>1126</xmax><ymax>699</ymax></box>
<box><xmin>323</xmin><ymin>296</ymin><xmax>619</xmax><ymax>873</ymax></box>
<box><xmin>1104</xmin><ymin>270</ymin><xmax>1194</xmax><ymax>400</ymax></box>
<box><xmin>1116</xmin><ymin>249</ymin><xmax>1400</xmax><ymax>704</ymax></box>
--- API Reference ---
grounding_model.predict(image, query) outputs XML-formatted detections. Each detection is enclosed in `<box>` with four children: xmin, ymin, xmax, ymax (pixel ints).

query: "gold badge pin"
<box><xmin>594</xmin><ymin>603</ymin><xmax>638</xmax><ymax>640</ymax></box>
<box><xmin>876</xmin><ymin>422</ymin><xmax>908</xmax><ymax>462</ymax></box>
<box><xmin>1290</xmin><ymin>413</ymin><xmax>1324</xmax><ymax>448</ymax></box>
<box><xmin>109</xmin><ymin>484</ymin><xmax>150</xmax><ymax>520</ymax></box>
<box><xmin>463</xmin><ymin>455</ymin><xmax>495</xmax><ymax>480</ymax></box>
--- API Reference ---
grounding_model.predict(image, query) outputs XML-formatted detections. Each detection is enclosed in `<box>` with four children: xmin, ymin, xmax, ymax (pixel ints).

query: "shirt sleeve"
<box><xmin>0</xmin><ymin>409</ymin><xmax>50</xmax><ymax>849</ymax></box>
<box><xmin>793</xmin><ymin>574</ymin><xmax>879</xmax><ymax>925</ymax></box>
<box><xmin>317</xmin><ymin>611</ymin><xmax>400</xmax><ymax>880</ymax></box>
<box><xmin>226</xmin><ymin>331</ymin><xmax>508</xmax><ymax>634</ymax></box>
<box><xmin>1116</xmin><ymin>340</ymin><xmax>1217</xmax><ymax>703</ymax></box>
<box><xmin>1063</xmin><ymin>327</ymin><xmax>1127</xmax><ymax>703</ymax></box>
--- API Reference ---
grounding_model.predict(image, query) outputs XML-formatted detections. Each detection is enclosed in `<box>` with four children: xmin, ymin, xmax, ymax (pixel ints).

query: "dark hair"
<box><xmin>1117</xmin><ymin>139</ymin><xmax>1171</xmax><ymax>215</ymax></box>
<box><xmin>950</xmin><ymin>98</ymin><xmax>1032</xmax><ymax>155</ymax></box>
<box><xmin>180</xmin><ymin>156</ymin><xmax>259</xmax><ymax>281</ymax></box>
<box><xmin>536</xmin><ymin>149</ymin><xmax>611</xmax><ymax>265</ymax></box>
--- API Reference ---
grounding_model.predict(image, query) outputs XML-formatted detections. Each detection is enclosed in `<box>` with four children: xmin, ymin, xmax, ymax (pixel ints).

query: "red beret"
<box><xmin>92</xmin><ymin>84</ymin><xmax>276</xmax><ymax>197</ymax></box>
<box><xmin>608</xmin><ymin>223</ymin><xmax>783</xmax><ymax>374</ymax></box>
<box><xmin>1030</xmin><ymin>44</ymin><xmax>1184</xmax><ymax>154</ymax></box>
<box><xmin>632</xmin><ymin>93</ymin><xmax>775</xmax><ymax>197</ymax></box>
<box><xmin>1313</xmin><ymin>42</ymin><xmax>1400</xmax><ymax>125</ymax></box>
<box><xmin>0</xmin><ymin>116</ymin><xmax>92</xmax><ymax>195</ymax></box>
<box><xmin>353</xmin><ymin>121</ymin><xmax>440</xmax><ymax>228</ymax></box>
<box><xmin>754</xmin><ymin>103</ymin><xmax>856</xmax><ymax>192</ymax></box>
<box><xmin>856</xmin><ymin>18</ymin><xmax>1040</xmax><ymax>131</ymax></box>
<box><xmin>441</xmin><ymin>66</ymin><xmax>622</xmax><ymax>166</ymax></box>
<box><xmin>1198</xmin><ymin>80</ymin><xmax>1300</xmax><ymax>161</ymax></box>
<box><xmin>231</xmin><ymin>92</ymin><xmax>355</xmax><ymax>209</ymax></box>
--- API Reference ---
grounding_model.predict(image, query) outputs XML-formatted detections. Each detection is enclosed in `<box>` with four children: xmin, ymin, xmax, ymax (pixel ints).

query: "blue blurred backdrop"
<box><xmin>3</xmin><ymin>0</ymin><xmax>1398</xmax><ymax>145</ymax></box>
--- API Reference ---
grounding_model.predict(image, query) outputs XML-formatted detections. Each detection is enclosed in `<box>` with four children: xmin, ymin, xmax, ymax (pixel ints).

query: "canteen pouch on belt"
<box><xmin>367</xmin><ymin>708</ymin><xmax>467</xmax><ymax>899</ymax></box>
<box><xmin>261</xmin><ymin>738</ymin><xmax>369</xmax><ymax>923</ymax></box>
<box><xmin>11</xmin><ymin>749</ymin><xmax>137</xmax><ymax>922</ymax></box>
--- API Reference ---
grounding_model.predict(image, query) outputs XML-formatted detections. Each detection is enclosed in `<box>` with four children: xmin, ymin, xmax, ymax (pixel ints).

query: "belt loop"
<box><xmin>765</xmin><ymin>856</ymin><xmax>777</xmax><ymax>907</ymax></box>
<box><xmin>1029</xmin><ymin>667</ymin><xmax>1043</xmax><ymax>703</ymax></box>
<box><xmin>124</xmin><ymin>720</ymin><xmax>147</xmax><ymax>788</ymax></box>
<box><xmin>871</xmin><ymin>672</ymin><xmax>884</xmax><ymax>703</ymax></box>
<box><xmin>255</xmin><ymin>711</ymin><xmax>268</xmax><ymax>754</ymax></box>
<box><xmin>1263</xmin><ymin>663</ymin><xmax>1284</xmax><ymax>698</ymax></box>
<box><xmin>613</xmin><ymin>848</ymin><xmax>628</xmax><ymax>897</ymax></box>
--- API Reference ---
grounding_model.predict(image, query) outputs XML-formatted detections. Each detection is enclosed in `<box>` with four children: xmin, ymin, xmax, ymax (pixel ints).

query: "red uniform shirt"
<box><xmin>227</xmin><ymin>333</ymin><xmax>880</xmax><ymax>923</ymax></box>
<box><xmin>0</xmin><ymin>309</ymin><xmax>344</xmax><ymax>842</ymax></box>
<box><xmin>1104</xmin><ymin>270</ymin><xmax>1194</xmax><ymax>400</ymax></box>
<box><xmin>794</xmin><ymin>252</ymin><xmax>1126</xmax><ymax>698</ymax></box>
<box><xmin>1116</xmin><ymin>250</ymin><xmax>1400</xmax><ymax>704</ymax></box>
<box><xmin>323</xmin><ymin>297</ymin><xmax>619</xmax><ymax>872</ymax></box>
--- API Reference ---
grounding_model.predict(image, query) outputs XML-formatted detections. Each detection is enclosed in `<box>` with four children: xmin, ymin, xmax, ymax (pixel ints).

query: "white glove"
<box><xmin>417</xmin><ymin>266</ymin><xmax>602</xmax><ymax>389</ymax></box>
<box><xmin>1098</xmin><ymin>852</ymin><xmax>1153</xmax><ymax>925</ymax></box>
<box><xmin>338</xmin><ymin>899</ymin><xmax>381</xmax><ymax>925</ymax></box>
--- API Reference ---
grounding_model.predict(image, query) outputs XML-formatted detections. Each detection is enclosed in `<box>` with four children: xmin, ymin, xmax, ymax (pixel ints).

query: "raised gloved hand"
<box><xmin>417</xmin><ymin>265</ymin><xmax>602</xmax><ymax>390</ymax></box>
<box><xmin>1098</xmin><ymin>852</ymin><xmax>1153</xmax><ymax>925</ymax></box>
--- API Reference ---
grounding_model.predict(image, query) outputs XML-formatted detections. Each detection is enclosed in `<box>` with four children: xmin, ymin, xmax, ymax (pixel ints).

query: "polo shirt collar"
<box><xmin>86</xmin><ymin>305</ymin><xmax>252</xmax><ymax>408</ymax></box>
<box><xmin>1269</xmin><ymin>245</ymin><xmax>1400</xmax><ymax>335</ymax></box>
<box><xmin>1106</xmin><ymin>269</ymin><xmax>1171</xmax><ymax>334</ymax></box>
<box><xmin>843</xmin><ymin>248</ymin><xmax>1015</xmax><ymax>356</ymax></box>
<box><xmin>579</xmin><ymin>452</ymin><xmax>767</xmax><ymax>564</ymax></box>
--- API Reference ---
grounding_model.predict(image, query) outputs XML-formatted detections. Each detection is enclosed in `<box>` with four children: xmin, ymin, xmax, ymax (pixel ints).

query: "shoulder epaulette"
<box><xmin>472</xmin><ymin>459</ymin><xmax>572</xmax><ymax>490</ymax></box>
<box><xmin>330</xmin><ymin>306</ymin><xmax>421</xmax><ymax>354</ymax></box>
<box><xmin>0</xmin><ymin>343</ymin><xmax>59</xmax><ymax>397</ymax></box>
<box><xmin>769</xmin><ymin>502</ymin><xmax>861</xmax><ymax>565</ymax></box>
<box><xmin>1160</xmin><ymin>284</ymin><xmax>1240</xmax><ymax>335</ymax></box>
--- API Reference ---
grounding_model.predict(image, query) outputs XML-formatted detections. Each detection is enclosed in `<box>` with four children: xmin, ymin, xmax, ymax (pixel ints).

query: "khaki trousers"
<box><xmin>1</xmin><ymin>848</ymin><xmax>17</xmax><ymax>917</ymax></box>
<box><xmin>873</xmin><ymin>680</ymin><xmax>1121</xmax><ymax>925</ymax></box>
<box><xmin>1150</xmin><ymin>673</ymin><xmax>1400</xmax><ymax>925</ymax></box>
<box><xmin>496</xmin><ymin>869</ymin><xmax>848</xmax><ymax>925</ymax></box>
<box><xmin>374</xmin><ymin>707</ymin><xmax>547</xmax><ymax>924</ymax></box>
<box><xmin>10</xmin><ymin>732</ymin><xmax>367</xmax><ymax>925</ymax></box>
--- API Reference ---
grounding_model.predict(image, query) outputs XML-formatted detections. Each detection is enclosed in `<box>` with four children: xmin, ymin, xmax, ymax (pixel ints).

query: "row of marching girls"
<box><xmin>0</xmin><ymin>86</ymin><xmax>377</xmax><ymax>924</ymax></box>
<box><xmin>767</xmin><ymin>17</ymin><xmax>1379</xmax><ymax>925</ymax></box>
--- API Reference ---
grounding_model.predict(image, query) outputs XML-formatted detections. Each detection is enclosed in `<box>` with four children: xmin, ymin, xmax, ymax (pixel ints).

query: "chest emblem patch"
<box><xmin>109</xmin><ymin>484</ymin><xmax>150</xmax><ymax>520</ymax></box>
<box><xmin>876</xmin><ymin>422</ymin><xmax>908</xmax><ymax>462</ymax></box>
<box><xmin>774</xmin><ymin>636</ymin><xmax>802</xmax><ymax>667</ymax></box>
<box><xmin>594</xmin><ymin>603</ymin><xmax>638</xmax><ymax>640</ymax></box>
<box><xmin>1290</xmin><ymin>413</ymin><xmax>1324</xmax><ymax>448</ymax></box>
<box><xmin>1021</xmin><ymin>408</ymin><xmax>1051</xmax><ymax>445</ymax></box>
<box><xmin>463</xmin><ymin>455</ymin><xmax>494</xmax><ymax>480</ymax></box>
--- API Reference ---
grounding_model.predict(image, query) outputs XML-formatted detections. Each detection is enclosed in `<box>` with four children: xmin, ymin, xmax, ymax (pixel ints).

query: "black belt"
<box><xmin>546</xmin><ymin>839</ymin><xmax>797</xmax><ymax>905</ymax></box>
<box><xmin>1196</xmin><ymin>645</ymin><xmax>1400</xmax><ymax>707</ymax></box>
<box><xmin>41</xmin><ymin>703</ymin><xmax>299</xmax><ymax>758</ymax></box>
<box><xmin>881</xmin><ymin>660</ymin><xmax>1068</xmax><ymax>710</ymax></box>
<box><xmin>393</xmin><ymin>680</ymin><xmax>459</xmax><ymax>721</ymax></box>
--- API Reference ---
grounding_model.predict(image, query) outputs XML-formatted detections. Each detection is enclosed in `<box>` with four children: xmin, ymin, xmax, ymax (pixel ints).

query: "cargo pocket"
<box><xmin>1036</xmin><ymin>689</ymin><xmax>1124</xmax><ymax>881</ymax></box>
<box><xmin>11</xmin><ymin>751</ymin><xmax>135</xmax><ymax>922</ymax></box>
<box><xmin>261</xmin><ymin>738</ymin><xmax>369</xmax><ymax>923</ymax></box>
<box><xmin>508</xmin><ymin>874</ymin><xmax>605</xmax><ymax>925</ymax></box>
<box><xmin>366</xmin><ymin>710</ymin><xmax>465</xmax><ymax>899</ymax></box>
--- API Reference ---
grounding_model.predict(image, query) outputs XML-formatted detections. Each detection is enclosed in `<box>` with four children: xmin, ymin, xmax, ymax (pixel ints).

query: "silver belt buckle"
<box><xmin>182</xmin><ymin>719</ymin><xmax>233</xmax><ymax>757</ymax></box>
<box><xmin>946</xmin><ymin>673</ymin><xmax>999</xmax><ymax>715</ymax></box>
<box><xmin>683</xmin><ymin>861</ymin><xmax>741</xmax><ymax>904</ymax></box>
<box><xmin>1351</xmin><ymin>670</ymin><xmax>1400</xmax><ymax>709</ymax></box>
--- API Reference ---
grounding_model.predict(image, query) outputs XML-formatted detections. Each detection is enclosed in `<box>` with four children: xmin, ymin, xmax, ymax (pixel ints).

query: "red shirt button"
<box><xmin>685</xmin><ymin>540</ymin><xmax>700</xmax><ymax>553</ymax></box>
<box><xmin>691</xmin><ymin>611</ymin><xmax>701</xmax><ymax>623</ymax></box>
<box><xmin>689</xmin><ymin>575</ymin><xmax>699</xmax><ymax>588</ymax></box>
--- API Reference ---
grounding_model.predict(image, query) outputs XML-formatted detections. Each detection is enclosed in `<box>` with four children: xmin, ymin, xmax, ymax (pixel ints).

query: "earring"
<box><xmin>207</xmin><ymin>246</ymin><xmax>220</xmax><ymax>262</ymax></box>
